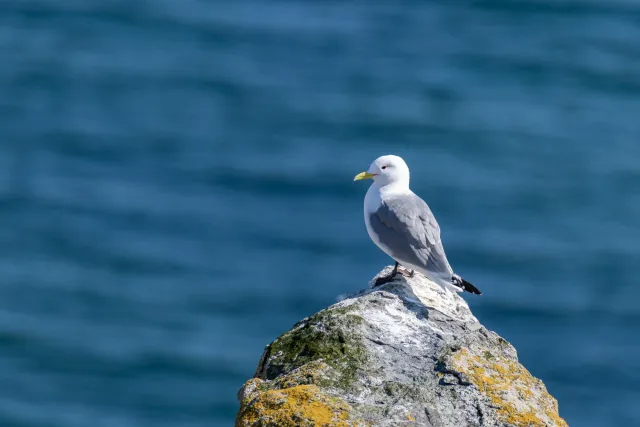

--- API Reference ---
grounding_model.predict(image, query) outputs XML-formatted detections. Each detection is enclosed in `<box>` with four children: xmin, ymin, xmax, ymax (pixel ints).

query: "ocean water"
<box><xmin>1</xmin><ymin>1</ymin><xmax>639</xmax><ymax>426</ymax></box>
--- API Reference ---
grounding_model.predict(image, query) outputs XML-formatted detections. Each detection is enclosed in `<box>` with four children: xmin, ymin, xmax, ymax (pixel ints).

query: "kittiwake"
<box><xmin>354</xmin><ymin>155</ymin><xmax>481</xmax><ymax>295</ymax></box>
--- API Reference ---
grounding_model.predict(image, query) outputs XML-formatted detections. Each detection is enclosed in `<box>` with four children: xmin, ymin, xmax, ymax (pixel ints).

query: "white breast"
<box><xmin>363</xmin><ymin>185</ymin><xmax>394</xmax><ymax>257</ymax></box>
<box><xmin>363</xmin><ymin>184</ymin><xmax>381</xmax><ymax>216</ymax></box>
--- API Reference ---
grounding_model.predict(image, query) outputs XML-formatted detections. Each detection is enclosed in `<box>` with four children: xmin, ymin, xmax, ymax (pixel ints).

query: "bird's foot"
<box><xmin>373</xmin><ymin>264</ymin><xmax>415</xmax><ymax>287</ymax></box>
<box><xmin>373</xmin><ymin>272</ymin><xmax>398</xmax><ymax>287</ymax></box>
<box><xmin>401</xmin><ymin>269</ymin><xmax>415</xmax><ymax>278</ymax></box>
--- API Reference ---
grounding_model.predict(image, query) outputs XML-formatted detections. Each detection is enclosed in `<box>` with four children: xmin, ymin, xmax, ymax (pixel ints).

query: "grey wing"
<box><xmin>368</xmin><ymin>194</ymin><xmax>453</xmax><ymax>277</ymax></box>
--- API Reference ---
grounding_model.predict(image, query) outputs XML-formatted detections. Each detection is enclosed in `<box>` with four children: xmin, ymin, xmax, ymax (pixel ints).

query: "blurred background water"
<box><xmin>0</xmin><ymin>0</ymin><xmax>638</xmax><ymax>426</ymax></box>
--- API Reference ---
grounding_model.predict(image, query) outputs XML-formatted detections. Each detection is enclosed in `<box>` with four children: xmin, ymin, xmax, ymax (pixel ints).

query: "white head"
<box><xmin>354</xmin><ymin>155</ymin><xmax>410</xmax><ymax>188</ymax></box>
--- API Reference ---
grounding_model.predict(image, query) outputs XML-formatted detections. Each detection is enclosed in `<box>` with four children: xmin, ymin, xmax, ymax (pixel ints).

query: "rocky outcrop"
<box><xmin>236</xmin><ymin>266</ymin><xmax>568</xmax><ymax>427</ymax></box>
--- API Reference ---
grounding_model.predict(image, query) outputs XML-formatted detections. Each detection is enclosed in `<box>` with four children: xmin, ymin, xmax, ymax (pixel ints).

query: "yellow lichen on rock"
<box><xmin>450</xmin><ymin>348</ymin><xmax>568</xmax><ymax>427</ymax></box>
<box><xmin>236</xmin><ymin>383</ymin><xmax>357</xmax><ymax>427</ymax></box>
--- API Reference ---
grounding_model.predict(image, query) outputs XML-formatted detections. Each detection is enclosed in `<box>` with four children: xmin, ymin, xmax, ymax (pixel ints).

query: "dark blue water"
<box><xmin>1</xmin><ymin>1</ymin><xmax>639</xmax><ymax>426</ymax></box>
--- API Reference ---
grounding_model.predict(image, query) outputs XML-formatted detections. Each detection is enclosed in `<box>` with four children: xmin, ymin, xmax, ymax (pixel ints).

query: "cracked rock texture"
<box><xmin>236</xmin><ymin>266</ymin><xmax>568</xmax><ymax>427</ymax></box>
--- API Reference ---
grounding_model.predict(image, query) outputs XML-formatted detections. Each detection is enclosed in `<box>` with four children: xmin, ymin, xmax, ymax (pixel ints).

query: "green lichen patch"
<box><xmin>264</xmin><ymin>305</ymin><xmax>368</xmax><ymax>391</ymax></box>
<box><xmin>381</xmin><ymin>381</ymin><xmax>423</xmax><ymax>401</ymax></box>
<box><xmin>483</xmin><ymin>350</ymin><xmax>495</xmax><ymax>361</ymax></box>
<box><xmin>267</xmin><ymin>361</ymin><xmax>338</xmax><ymax>391</ymax></box>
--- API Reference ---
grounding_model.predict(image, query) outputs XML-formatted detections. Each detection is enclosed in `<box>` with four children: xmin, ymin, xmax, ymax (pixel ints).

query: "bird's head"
<box><xmin>354</xmin><ymin>155</ymin><xmax>410</xmax><ymax>188</ymax></box>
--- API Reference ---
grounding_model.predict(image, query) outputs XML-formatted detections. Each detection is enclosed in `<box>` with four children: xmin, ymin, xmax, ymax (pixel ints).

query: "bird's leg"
<box><xmin>373</xmin><ymin>262</ymin><xmax>400</xmax><ymax>287</ymax></box>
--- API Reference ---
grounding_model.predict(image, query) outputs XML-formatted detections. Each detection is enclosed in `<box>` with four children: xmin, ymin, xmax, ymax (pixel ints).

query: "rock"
<box><xmin>236</xmin><ymin>266</ymin><xmax>568</xmax><ymax>427</ymax></box>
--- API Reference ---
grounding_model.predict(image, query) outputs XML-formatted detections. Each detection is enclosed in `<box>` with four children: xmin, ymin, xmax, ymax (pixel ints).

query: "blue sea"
<box><xmin>1</xmin><ymin>1</ymin><xmax>639</xmax><ymax>426</ymax></box>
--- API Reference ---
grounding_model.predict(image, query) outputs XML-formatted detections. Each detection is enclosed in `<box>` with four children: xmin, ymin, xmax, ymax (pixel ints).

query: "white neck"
<box><xmin>373</xmin><ymin>179</ymin><xmax>410</xmax><ymax>196</ymax></box>
<box><xmin>364</xmin><ymin>180</ymin><xmax>411</xmax><ymax>215</ymax></box>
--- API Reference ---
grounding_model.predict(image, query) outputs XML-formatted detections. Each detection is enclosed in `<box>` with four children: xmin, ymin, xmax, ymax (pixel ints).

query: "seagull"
<box><xmin>354</xmin><ymin>155</ymin><xmax>481</xmax><ymax>295</ymax></box>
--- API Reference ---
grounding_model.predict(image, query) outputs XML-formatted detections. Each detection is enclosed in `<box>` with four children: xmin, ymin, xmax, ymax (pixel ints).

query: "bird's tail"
<box><xmin>452</xmin><ymin>274</ymin><xmax>482</xmax><ymax>295</ymax></box>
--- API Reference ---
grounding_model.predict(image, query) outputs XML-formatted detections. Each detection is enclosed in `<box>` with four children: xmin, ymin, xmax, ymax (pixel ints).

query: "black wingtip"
<box><xmin>462</xmin><ymin>278</ymin><xmax>482</xmax><ymax>295</ymax></box>
<box><xmin>454</xmin><ymin>275</ymin><xmax>482</xmax><ymax>295</ymax></box>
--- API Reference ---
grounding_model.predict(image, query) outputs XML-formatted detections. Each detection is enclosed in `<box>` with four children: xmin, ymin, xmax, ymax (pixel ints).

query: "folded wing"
<box><xmin>368</xmin><ymin>193</ymin><xmax>453</xmax><ymax>278</ymax></box>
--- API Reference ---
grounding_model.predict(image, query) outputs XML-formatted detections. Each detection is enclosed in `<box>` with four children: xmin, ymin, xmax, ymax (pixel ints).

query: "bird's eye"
<box><xmin>381</xmin><ymin>166</ymin><xmax>387</xmax><ymax>170</ymax></box>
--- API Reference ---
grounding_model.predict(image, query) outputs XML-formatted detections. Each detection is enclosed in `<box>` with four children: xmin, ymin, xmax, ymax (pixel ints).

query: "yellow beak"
<box><xmin>353</xmin><ymin>171</ymin><xmax>377</xmax><ymax>181</ymax></box>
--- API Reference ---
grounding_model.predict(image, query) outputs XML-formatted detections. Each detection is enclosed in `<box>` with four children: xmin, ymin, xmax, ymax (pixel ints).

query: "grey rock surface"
<box><xmin>236</xmin><ymin>267</ymin><xmax>568</xmax><ymax>427</ymax></box>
